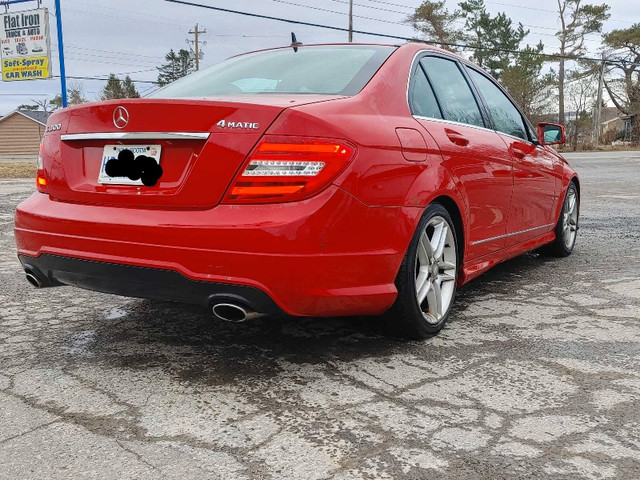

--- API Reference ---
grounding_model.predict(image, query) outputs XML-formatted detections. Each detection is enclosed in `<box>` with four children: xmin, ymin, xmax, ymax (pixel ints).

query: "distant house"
<box><xmin>0</xmin><ymin>110</ymin><xmax>52</xmax><ymax>161</ymax></box>
<box><xmin>598</xmin><ymin>107</ymin><xmax>637</xmax><ymax>144</ymax></box>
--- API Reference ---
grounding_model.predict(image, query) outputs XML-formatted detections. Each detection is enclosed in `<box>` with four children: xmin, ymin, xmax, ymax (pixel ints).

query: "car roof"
<box><xmin>232</xmin><ymin>42</ymin><xmax>472</xmax><ymax>66</ymax></box>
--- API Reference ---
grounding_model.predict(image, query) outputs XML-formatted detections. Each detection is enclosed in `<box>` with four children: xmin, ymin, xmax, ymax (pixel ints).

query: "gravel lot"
<box><xmin>1</xmin><ymin>151</ymin><xmax>639</xmax><ymax>480</ymax></box>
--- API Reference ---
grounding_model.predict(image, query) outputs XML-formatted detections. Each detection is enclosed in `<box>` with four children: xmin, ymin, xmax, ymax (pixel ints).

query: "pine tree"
<box><xmin>157</xmin><ymin>48</ymin><xmax>195</xmax><ymax>86</ymax></box>
<box><xmin>101</xmin><ymin>74</ymin><xmax>125</xmax><ymax>100</ymax></box>
<box><xmin>406</xmin><ymin>1</ymin><xmax>463</xmax><ymax>51</ymax></box>
<box><xmin>459</xmin><ymin>0</ymin><xmax>528</xmax><ymax>79</ymax></box>
<box><xmin>122</xmin><ymin>76</ymin><xmax>140</xmax><ymax>98</ymax></box>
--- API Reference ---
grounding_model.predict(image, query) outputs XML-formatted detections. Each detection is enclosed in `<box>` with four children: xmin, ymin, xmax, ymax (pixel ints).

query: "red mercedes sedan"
<box><xmin>14</xmin><ymin>43</ymin><xmax>579</xmax><ymax>339</ymax></box>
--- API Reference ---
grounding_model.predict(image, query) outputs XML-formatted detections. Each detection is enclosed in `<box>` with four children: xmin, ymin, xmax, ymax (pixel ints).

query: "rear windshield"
<box><xmin>148</xmin><ymin>45</ymin><xmax>396</xmax><ymax>98</ymax></box>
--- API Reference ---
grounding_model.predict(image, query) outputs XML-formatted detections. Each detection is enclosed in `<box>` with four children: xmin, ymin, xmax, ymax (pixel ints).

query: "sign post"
<box><xmin>53</xmin><ymin>0</ymin><xmax>66</xmax><ymax>106</ymax></box>
<box><xmin>0</xmin><ymin>0</ymin><xmax>66</xmax><ymax>107</ymax></box>
<box><xmin>0</xmin><ymin>5</ymin><xmax>51</xmax><ymax>81</ymax></box>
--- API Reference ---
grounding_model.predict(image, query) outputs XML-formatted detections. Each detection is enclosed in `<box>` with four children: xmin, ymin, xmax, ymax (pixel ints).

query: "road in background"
<box><xmin>1</xmin><ymin>152</ymin><xmax>639</xmax><ymax>479</ymax></box>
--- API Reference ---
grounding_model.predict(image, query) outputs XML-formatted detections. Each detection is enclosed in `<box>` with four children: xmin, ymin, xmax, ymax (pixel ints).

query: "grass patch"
<box><xmin>0</xmin><ymin>162</ymin><xmax>37</xmax><ymax>179</ymax></box>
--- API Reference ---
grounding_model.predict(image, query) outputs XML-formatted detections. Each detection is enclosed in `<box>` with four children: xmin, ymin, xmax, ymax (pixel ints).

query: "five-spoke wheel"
<box><xmin>545</xmin><ymin>181</ymin><xmax>579</xmax><ymax>257</ymax></box>
<box><xmin>388</xmin><ymin>203</ymin><xmax>459</xmax><ymax>339</ymax></box>
<box><xmin>415</xmin><ymin>216</ymin><xmax>457</xmax><ymax>325</ymax></box>
<box><xmin>562</xmin><ymin>187</ymin><xmax>578</xmax><ymax>250</ymax></box>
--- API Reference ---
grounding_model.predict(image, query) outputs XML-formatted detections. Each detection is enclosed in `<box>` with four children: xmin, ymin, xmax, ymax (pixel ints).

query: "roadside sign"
<box><xmin>0</xmin><ymin>7</ymin><xmax>52</xmax><ymax>82</ymax></box>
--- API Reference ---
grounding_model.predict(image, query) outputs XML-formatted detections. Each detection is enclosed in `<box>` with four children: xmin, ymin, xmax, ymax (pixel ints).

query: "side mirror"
<box><xmin>537</xmin><ymin>123</ymin><xmax>566</xmax><ymax>146</ymax></box>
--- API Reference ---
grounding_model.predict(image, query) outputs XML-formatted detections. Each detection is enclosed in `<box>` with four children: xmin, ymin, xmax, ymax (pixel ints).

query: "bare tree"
<box><xmin>51</xmin><ymin>81</ymin><xmax>88</xmax><ymax>109</ymax></box>
<box><xmin>565</xmin><ymin>70</ymin><xmax>597</xmax><ymax>150</ymax></box>
<box><xmin>31</xmin><ymin>98</ymin><xmax>53</xmax><ymax>113</ymax></box>
<box><xmin>602</xmin><ymin>24</ymin><xmax>640</xmax><ymax>142</ymax></box>
<box><xmin>68</xmin><ymin>80</ymin><xmax>88</xmax><ymax>105</ymax></box>
<box><xmin>555</xmin><ymin>0</ymin><xmax>609</xmax><ymax>124</ymax></box>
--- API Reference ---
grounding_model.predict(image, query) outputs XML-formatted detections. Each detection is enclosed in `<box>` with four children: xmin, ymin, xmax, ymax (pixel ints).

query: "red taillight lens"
<box><xmin>223</xmin><ymin>137</ymin><xmax>355</xmax><ymax>204</ymax></box>
<box><xmin>36</xmin><ymin>142</ymin><xmax>49</xmax><ymax>193</ymax></box>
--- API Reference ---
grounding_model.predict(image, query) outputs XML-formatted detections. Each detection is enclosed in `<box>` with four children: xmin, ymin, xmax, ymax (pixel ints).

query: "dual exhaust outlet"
<box><xmin>24</xmin><ymin>267</ymin><xmax>265</xmax><ymax>323</ymax></box>
<box><xmin>25</xmin><ymin>271</ymin><xmax>43</xmax><ymax>288</ymax></box>
<box><xmin>211</xmin><ymin>303</ymin><xmax>265</xmax><ymax>323</ymax></box>
<box><xmin>24</xmin><ymin>267</ymin><xmax>54</xmax><ymax>289</ymax></box>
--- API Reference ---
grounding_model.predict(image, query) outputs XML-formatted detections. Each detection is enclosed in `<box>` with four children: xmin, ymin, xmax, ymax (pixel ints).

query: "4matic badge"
<box><xmin>216</xmin><ymin>120</ymin><xmax>260</xmax><ymax>130</ymax></box>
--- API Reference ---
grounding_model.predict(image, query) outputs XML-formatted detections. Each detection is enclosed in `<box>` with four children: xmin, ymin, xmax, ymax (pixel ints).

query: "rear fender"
<box><xmin>403</xmin><ymin>164</ymin><xmax>469</xmax><ymax>265</ymax></box>
<box><xmin>551</xmin><ymin>161</ymin><xmax>580</xmax><ymax>226</ymax></box>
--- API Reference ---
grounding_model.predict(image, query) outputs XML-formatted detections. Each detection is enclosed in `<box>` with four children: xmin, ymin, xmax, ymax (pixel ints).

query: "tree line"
<box><xmin>19</xmin><ymin>48</ymin><xmax>196</xmax><ymax>113</ymax></box>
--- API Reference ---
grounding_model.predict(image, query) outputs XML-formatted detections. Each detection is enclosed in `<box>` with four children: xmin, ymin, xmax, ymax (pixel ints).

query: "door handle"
<box><xmin>510</xmin><ymin>145</ymin><xmax>527</xmax><ymax>159</ymax></box>
<box><xmin>445</xmin><ymin>128</ymin><xmax>469</xmax><ymax>146</ymax></box>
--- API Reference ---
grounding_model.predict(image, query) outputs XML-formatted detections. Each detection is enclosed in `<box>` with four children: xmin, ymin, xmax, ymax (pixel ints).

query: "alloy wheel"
<box><xmin>415</xmin><ymin>216</ymin><xmax>457</xmax><ymax>325</ymax></box>
<box><xmin>562</xmin><ymin>188</ymin><xmax>578</xmax><ymax>250</ymax></box>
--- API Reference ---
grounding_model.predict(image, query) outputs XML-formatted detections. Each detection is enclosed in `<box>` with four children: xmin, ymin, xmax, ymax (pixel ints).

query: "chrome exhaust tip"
<box><xmin>212</xmin><ymin>303</ymin><xmax>264</xmax><ymax>323</ymax></box>
<box><xmin>25</xmin><ymin>271</ymin><xmax>43</xmax><ymax>288</ymax></box>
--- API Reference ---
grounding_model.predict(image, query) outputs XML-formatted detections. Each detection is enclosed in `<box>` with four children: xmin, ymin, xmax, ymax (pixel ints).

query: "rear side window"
<box><xmin>420</xmin><ymin>57</ymin><xmax>484</xmax><ymax>128</ymax></box>
<box><xmin>149</xmin><ymin>45</ymin><xmax>396</xmax><ymax>98</ymax></box>
<box><xmin>467</xmin><ymin>68</ymin><xmax>528</xmax><ymax>140</ymax></box>
<box><xmin>409</xmin><ymin>64</ymin><xmax>442</xmax><ymax>119</ymax></box>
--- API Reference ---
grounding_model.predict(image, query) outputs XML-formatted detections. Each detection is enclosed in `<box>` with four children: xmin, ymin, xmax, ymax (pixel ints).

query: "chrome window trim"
<box><xmin>61</xmin><ymin>132</ymin><xmax>211</xmax><ymax>141</ymax></box>
<box><xmin>407</xmin><ymin>51</ymin><xmax>489</xmax><ymax>130</ymax></box>
<box><xmin>463</xmin><ymin>64</ymin><xmax>540</xmax><ymax>145</ymax></box>
<box><xmin>415</xmin><ymin>116</ymin><xmax>537</xmax><ymax>148</ymax></box>
<box><xmin>413</xmin><ymin>115</ymin><xmax>497</xmax><ymax>136</ymax></box>
<box><xmin>405</xmin><ymin>50</ymin><xmax>430</xmax><ymax>111</ymax></box>
<box><xmin>499</xmin><ymin>131</ymin><xmax>532</xmax><ymax>144</ymax></box>
<box><xmin>471</xmin><ymin>223</ymin><xmax>555</xmax><ymax>246</ymax></box>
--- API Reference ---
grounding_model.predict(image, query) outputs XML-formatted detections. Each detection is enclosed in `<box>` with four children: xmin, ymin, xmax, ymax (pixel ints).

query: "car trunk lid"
<box><xmin>45</xmin><ymin>96</ymin><xmax>340</xmax><ymax>208</ymax></box>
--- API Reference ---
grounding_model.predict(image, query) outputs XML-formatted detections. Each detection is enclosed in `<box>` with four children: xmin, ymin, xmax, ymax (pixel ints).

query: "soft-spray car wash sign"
<box><xmin>0</xmin><ymin>8</ymin><xmax>51</xmax><ymax>82</ymax></box>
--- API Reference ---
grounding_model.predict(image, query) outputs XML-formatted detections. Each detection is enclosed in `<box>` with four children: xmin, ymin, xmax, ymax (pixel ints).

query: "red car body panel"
<box><xmin>14</xmin><ymin>42</ymin><xmax>578</xmax><ymax>316</ymax></box>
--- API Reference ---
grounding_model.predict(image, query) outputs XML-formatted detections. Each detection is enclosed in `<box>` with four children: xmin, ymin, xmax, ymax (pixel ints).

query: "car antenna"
<box><xmin>291</xmin><ymin>32</ymin><xmax>302</xmax><ymax>52</ymax></box>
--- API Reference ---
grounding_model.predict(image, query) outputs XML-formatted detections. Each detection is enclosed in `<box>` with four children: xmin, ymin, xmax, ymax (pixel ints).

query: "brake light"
<box><xmin>36</xmin><ymin>142</ymin><xmax>49</xmax><ymax>193</ymax></box>
<box><xmin>223</xmin><ymin>137</ymin><xmax>355</xmax><ymax>203</ymax></box>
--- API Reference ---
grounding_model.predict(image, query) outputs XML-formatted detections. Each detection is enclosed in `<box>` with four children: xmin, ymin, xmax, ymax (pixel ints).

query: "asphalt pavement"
<box><xmin>1</xmin><ymin>151</ymin><xmax>639</xmax><ymax>479</ymax></box>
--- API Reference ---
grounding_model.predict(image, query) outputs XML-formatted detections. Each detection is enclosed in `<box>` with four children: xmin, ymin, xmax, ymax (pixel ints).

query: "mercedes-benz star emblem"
<box><xmin>113</xmin><ymin>106</ymin><xmax>129</xmax><ymax>129</ymax></box>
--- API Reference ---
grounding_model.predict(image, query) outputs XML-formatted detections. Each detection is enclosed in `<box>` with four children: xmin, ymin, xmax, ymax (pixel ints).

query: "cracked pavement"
<box><xmin>1</xmin><ymin>151</ymin><xmax>640</xmax><ymax>479</ymax></box>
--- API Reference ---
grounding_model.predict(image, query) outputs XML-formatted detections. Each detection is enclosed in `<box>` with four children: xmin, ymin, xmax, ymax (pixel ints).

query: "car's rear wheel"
<box><xmin>544</xmin><ymin>181</ymin><xmax>579</xmax><ymax>257</ymax></box>
<box><xmin>387</xmin><ymin>203</ymin><xmax>458</xmax><ymax>339</ymax></box>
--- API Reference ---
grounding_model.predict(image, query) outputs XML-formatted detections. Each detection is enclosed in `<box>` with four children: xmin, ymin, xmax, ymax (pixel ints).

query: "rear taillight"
<box><xmin>223</xmin><ymin>137</ymin><xmax>355</xmax><ymax>204</ymax></box>
<box><xmin>36</xmin><ymin>142</ymin><xmax>49</xmax><ymax>193</ymax></box>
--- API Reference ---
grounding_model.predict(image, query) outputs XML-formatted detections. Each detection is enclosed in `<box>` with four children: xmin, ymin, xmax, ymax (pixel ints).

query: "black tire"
<box><xmin>543</xmin><ymin>181</ymin><xmax>579</xmax><ymax>257</ymax></box>
<box><xmin>386</xmin><ymin>203</ymin><xmax>459</xmax><ymax>340</ymax></box>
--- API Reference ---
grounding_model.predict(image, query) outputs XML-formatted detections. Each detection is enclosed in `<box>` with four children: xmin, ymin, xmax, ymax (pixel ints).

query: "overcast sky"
<box><xmin>1</xmin><ymin>0</ymin><xmax>638</xmax><ymax>115</ymax></box>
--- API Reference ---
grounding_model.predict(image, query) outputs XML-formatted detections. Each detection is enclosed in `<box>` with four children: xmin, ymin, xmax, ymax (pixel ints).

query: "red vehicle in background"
<box><xmin>15</xmin><ymin>43</ymin><xmax>579</xmax><ymax>339</ymax></box>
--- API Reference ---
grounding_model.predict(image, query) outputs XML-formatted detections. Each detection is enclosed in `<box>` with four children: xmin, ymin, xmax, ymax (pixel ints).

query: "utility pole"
<box><xmin>54</xmin><ymin>0</ymin><xmax>67</xmax><ymax>107</ymax></box>
<box><xmin>348</xmin><ymin>0</ymin><xmax>353</xmax><ymax>42</ymax></box>
<box><xmin>593</xmin><ymin>52</ymin><xmax>606</xmax><ymax>146</ymax></box>
<box><xmin>188</xmin><ymin>23</ymin><xmax>206</xmax><ymax>71</ymax></box>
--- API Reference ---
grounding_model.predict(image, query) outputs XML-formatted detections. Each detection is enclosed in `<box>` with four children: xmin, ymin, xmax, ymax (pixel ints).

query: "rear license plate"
<box><xmin>98</xmin><ymin>144</ymin><xmax>162</xmax><ymax>185</ymax></box>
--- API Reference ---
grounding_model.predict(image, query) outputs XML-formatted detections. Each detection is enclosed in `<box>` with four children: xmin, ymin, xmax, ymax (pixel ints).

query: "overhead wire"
<box><xmin>163</xmin><ymin>0</ymin><xmax>640</xmax><ymax>67</ymax></box>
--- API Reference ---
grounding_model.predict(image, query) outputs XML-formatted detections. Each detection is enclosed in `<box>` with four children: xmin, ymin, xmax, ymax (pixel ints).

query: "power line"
<box><xmin>163</xmin><ymin>0</ymin><xmax>640</xmax><ymax>67</ymax></box>
<box><xmin>53</xmin><ymin>75</ymin><xmax>159</xmax><ymax>85</ymax></box>
<box><xmin>269</xmin><ymin>0</ymin><xmax>405</xmax><ymax>26</ymax></box>
<box><xmin>329</xmin><ymin>0</ymin><xmax>410</xmax><ymax>16</ymax></box>
<box><xmin>61</xmin><ymin>5</ymin><xmax>310</xmax><ymax>38</ymax></box>
<box><xmin>363</xmin><ymin>0</ymin><xmax>414</xmax><ymax>10</ymax></box>
<box><xmin>484</xmin><ymin>0</ymin><xmax>634</xmax><ymax>25</ymax></box>
<box><xmin>342</xmin><ymin>0</ymin><xmax>604</xmax><ymax>43</ymax></box>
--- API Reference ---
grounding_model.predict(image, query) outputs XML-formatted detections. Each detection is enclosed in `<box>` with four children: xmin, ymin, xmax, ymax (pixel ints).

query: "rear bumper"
<box><xmin>15</xmin><ymin>187</ymin><xmax>422</xmax><ymax>316</ymax></box>
<box><xmin>19</xmin><ymin>253</ymin><xmax>284</xmax><ymax>315</ymax></box>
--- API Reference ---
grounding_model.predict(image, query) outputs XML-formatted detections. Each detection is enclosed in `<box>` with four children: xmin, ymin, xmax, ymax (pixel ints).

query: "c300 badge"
<box><xmin>216</xmin><ymin>120</ymin><xmax>259</xmax><ymax>130</ymax></box>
